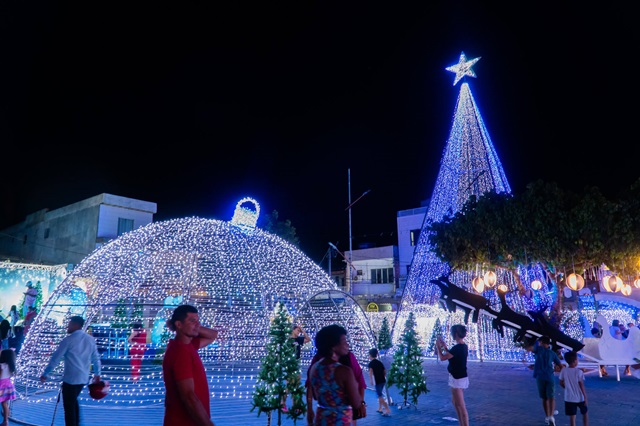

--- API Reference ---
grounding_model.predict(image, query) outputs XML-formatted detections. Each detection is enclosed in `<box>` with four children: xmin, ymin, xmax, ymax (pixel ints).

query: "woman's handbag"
<box><xmin>352</xmin><ymin>402</ymin><xmax>367</xmax><ymax>420</ymax></box>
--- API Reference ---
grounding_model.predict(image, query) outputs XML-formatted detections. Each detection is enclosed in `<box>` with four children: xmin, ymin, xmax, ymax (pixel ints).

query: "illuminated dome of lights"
<box><xmin>16</xmin><ymin>197</ymin><xmax>375</xmax><ymax>406</ymax></box>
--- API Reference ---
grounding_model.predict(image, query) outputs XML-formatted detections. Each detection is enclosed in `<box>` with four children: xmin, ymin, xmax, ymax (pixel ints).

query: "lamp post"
<box><xmin>345</xmin><ymin>168</ymin><xmax>371</xmax><ymax>294</ymax></box>
<box><xmin>328</xmin><ymin>242</ymin><xmax>355</xmax><ymax>290</ymax></box>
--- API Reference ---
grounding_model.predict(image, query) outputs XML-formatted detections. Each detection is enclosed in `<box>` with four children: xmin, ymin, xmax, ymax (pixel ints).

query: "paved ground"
<box><xmin>8</xmin><ymin>358</ymin><xmax>640</xmax><ymax>426</ymax></box>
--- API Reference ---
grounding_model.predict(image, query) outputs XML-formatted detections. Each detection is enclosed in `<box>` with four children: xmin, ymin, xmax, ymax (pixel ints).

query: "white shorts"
<box><xmin>448</xmin><ymin>374</ymin><xmax>469</xmax><ymax>389</ymax></box>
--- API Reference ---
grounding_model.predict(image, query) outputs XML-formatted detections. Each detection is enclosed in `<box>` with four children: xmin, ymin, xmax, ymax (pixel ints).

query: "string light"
<box><xmin>392</xmin><ymin>52</ymin><xmax>640</xmax><ymax>360</ymax></box>
<box><xmin>15</xmin><ymin>200</ymin><xmax>376</xmax><ymax>406</ymax></box>
<box><xmin>395</xmin><ymin>55</ymin><xmax>520</xmax><ymax>357</ymax></box>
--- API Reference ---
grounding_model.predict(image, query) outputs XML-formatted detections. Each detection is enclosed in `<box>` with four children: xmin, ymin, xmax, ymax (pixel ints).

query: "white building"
<box><xmin>0</xmin><ymin>193</ymin><xmax>156</xmax><ymax>266</ymax></box>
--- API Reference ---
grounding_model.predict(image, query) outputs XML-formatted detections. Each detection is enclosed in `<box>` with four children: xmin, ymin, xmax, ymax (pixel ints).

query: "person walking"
<box><xmin>128</xmin><ymin>322</ymin><xmax>147</xmax><ymax>382</ymax></box>
<box><xmin>525</xmin><ymin>335</ymin><xmax>564</xmax><ymax>426</ymax></box>
<box><xmin>558</xmin><ymin>351</ymin><xmax>588</xmax><ymax>426</ymax></box>
<box><xmin>40</xmin><ymin>315</ymin><xmax>102</xmax><ymax>426</ymax></box>
<box><xmin>436</xmin><ymin>324</ymin><xmax>469</xmax><ymax>426</ymax></box>
<box><xmin>0</xmin><ymin>349</ymin><xmax>17</xmax><ymax>426</ymax></box>
<box><xmin>308</xmin><ymin>324</ymin><xmax>364</xmax><ymax>425</ymax></box>
<box><xmin>8</xmin><ymin>306</ymin><xmax>19</xmax><ymax>339</ymax></box>
<box><xmin>162</xmin><ymin>304</ymin><xmax>219</xmax><ymax>426</ymax></box>
<box><xmin>367</xmin><ymin>348</ymin><xmax>391</xmax><ymax>416</ymax></box>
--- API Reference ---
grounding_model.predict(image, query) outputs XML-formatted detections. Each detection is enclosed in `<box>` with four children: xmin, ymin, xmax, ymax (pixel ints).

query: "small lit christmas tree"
<box><xmin>111</xmin><ymin>298</ymin><xmax>129</xmax><ymax>329</ymax></box>
<box><xmin>251</xmin><ymin>302</ymin><xmax>306</xmax><ymax>425</ymax></box>
<box><xmin>377</xmin><ymin>316</ymin><xmax>392</xmax><ymax>351</ymax></box>
<box><xmin>387</xmin><ymin>312</ymin><xmax>429</xmax><ymax>408</ymax></box>
<box><xmin>426</xmin><ymin>318</ymin><xmax>443</xmax><ymax>355</ymax></box>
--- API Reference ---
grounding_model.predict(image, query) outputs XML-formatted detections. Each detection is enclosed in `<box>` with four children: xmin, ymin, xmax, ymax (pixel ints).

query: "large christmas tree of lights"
<box><xmin>393</xmin><ymin>52</ymin><xmax>557</xmax><ymax>361</ymax></box>
<box><xmin>15</xmin><ymin>197</ymin><xmax>375</xmax><ymax>407</ymax></box>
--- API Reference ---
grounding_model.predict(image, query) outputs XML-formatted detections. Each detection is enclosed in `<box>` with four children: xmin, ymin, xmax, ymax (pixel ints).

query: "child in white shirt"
<box><xmin>558</xmin><ymin>351</ymin><xmax>588</xmax><ymax>426</ymax></box>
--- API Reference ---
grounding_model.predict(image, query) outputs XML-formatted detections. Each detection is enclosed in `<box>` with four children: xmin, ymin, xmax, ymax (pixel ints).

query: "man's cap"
<box><xmin>26</xmin><ymin>281</ymin><xmax>33</xmax><ymax>287</ymax></box>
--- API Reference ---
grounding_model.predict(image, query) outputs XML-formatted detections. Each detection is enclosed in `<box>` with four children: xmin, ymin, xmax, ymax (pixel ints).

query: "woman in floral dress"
<box><xmin>308</xmin><ymin>324</ymin><xmax>364</xmax><ymax>426</ymax></box>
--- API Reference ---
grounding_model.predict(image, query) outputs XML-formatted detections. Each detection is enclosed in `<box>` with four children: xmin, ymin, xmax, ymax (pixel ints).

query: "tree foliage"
<box><xmin>251</xmin><ymin>302</ymin><xmax>306</xmax><ymax>425</ymax></box>
<box><xmin>262</xmin><ymin>210</ymin><xmax>300</xmax><ymax>247</ymax></box>
<box><xmin>387</xmin><ymin>312</ymin><xmax>429</xmax><ymax>406</ymax></box>
<box><xmin>427</xmin><ymin>179</ymin><xmax>640</xmax><ymax>291</ymax></box>
<box><xmin>426</xmin><ymin>318</ymin><xmax>443</xmax><ymax>355</ymax></box>
<box><xmin>377</xmin><ymin>316</ymin><xmax>392</xmax><ymax>350</ymax></box>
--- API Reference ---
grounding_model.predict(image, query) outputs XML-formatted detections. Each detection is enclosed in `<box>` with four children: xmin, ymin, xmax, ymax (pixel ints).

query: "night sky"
<box><xmin>1</xmin><ymin>2</ymin><xmax>638</xmax><ymax>264</ymax></box>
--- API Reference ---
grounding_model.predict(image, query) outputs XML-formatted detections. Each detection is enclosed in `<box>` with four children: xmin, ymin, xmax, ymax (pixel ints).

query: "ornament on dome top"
<box><xmin>231</xmin><ymin>197</ymin><xmax>260</xmax><ymax>230</ymax></box>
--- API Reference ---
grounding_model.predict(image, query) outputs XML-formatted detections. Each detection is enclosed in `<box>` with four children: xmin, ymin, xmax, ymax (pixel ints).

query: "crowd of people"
<box><xmin>3</xmin><ymin>286</ymin><xmax>637</xmax><ymax>426</ymax></box>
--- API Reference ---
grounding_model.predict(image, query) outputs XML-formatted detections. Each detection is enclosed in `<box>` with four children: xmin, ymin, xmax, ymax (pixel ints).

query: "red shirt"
<box><xmin>162</xmin><ymin>337</ymin><xmax>210</xmax><ymax>425</ymax></box>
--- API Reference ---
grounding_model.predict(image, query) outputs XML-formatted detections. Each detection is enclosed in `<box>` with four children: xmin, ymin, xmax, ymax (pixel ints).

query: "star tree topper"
<box><xmin>446</xmin><ymin>51</ymin><xmax>481</xmax><ymax>86</ymax></box>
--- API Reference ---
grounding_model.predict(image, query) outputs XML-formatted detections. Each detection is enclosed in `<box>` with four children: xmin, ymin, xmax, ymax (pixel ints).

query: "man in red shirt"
<box><xmin>162</xmin><ymin>304</ymin><xmax>219</xmax><ymax>426</ymax></box>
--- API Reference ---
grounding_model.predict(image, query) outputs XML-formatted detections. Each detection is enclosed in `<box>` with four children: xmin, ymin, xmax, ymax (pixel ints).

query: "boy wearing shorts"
<box><xmin>558</xmin><ymin>351</ymin><xmax>588</xmax><ymax>426</ymax></box>
<box><xmin>525</xmin><ymin>335</ymin><xmax>564</xmax><ymax>426</ymax></box>
<box><xmin>367</xmin><ymin>348</ymin><xmax>391</xmax><ymax>416</ymax></box>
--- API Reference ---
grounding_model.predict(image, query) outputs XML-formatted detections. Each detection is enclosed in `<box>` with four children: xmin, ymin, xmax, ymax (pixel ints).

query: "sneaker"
<box><xmin>544</xmin><ymin>416</ymin><xmax>550</xmax><ymax>425</ymax></box>
<box><xmin>548</xmin><ymin>416</ymin><xmax>556</xmax><ymax>426</ymax></box>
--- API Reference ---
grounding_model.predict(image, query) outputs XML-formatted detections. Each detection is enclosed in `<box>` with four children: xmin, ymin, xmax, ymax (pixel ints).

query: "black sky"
<box><xmin>1</xmin><ymin>2</ymin><xmax>638</xmax><ymax>264</ymax></box>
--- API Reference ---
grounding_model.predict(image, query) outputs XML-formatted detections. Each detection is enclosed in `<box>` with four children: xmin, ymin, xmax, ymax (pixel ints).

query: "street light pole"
<box><xmin>345</xmin><ymin>168</ymin><xmax>371</xmax><ymax>294</ymax></box>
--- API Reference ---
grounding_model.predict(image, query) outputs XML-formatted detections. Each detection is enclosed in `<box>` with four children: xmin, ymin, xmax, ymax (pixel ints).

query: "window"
<box><xmin>410</xmin><ymin>229</ymin><xmax>421</xmax><ymax>246</ymax></box>
<box><xmin>44</xmin><ymin>228</ymin><xmax>50</xmax><ymax>239</ymax></box>
<box><xmin>371</xmin><ymin>268</ymin><xmax>394</xmax><ymax>284</ymax></box>
<box><xmin>117</xmin><ymin>218</ymin><xmax>134</xmax><ymax>236</ymax></box>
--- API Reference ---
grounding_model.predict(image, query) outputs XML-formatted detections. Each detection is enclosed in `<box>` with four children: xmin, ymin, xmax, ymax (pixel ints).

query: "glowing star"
<box><xmin>446</xmin><ymin>51</ymin><xmax>481</xmax><ymax>86</ymax></box>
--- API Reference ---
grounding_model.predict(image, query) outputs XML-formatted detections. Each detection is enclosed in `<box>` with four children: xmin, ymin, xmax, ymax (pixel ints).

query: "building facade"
<box><xmin>0</xmin><ymin>193</ymin><xmax>156</xmax><ymax>266</ymax></box>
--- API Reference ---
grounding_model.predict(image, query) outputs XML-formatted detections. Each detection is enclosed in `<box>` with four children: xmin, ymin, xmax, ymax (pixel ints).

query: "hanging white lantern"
<box><xmin>567</xmin><ymin>273</ymin><xmax>585</xmax><ymax>291</ymax></box>
<box><xmin>633</xmin><ymin>277</ymin><xmax>640</xmax><ymax>289</ymax></box>
<box><xmin>472</xmin><ymin>276</ymin><xmax>485</xmax><ymax>293</ymax></box>
<box><xmin>602</xmin><ymin>275</ymin><xmax>612</xmax><ymax>292</ymax></box>
<box><xmin>497</xmin><ymin>283</ymin><xmax>508</xmax><ymax>293</ymax></box>
<box><xmin>621</xmin><ymin>283</ymin><xmax>632</xmax><ymax>296</ymax></box>
<box><xmin>606</xmin><ymin>275</ymin><xmax>623</xmax><ymax>292</ymax></box>
<box><xmin>531</xmin><ymin>279</ymin><xmax>542</xmax><ymax>290</ymax></box>
<box><xmin>484</xmin><ymin>270</ymin><xmax>497</xmax><ymax>288</ymax></box>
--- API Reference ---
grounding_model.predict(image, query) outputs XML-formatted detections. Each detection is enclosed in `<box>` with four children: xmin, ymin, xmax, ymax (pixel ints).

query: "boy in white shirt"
<box><xmin>558</xmin><ymin>351</ymin><xmax>588</xmax><ymax>426</ymax></box>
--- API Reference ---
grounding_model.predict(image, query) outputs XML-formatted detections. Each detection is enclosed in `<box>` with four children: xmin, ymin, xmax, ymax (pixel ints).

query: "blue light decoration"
<box><xmin>15</xmin><ymin>200</ymin><xmax>376</xmax><ymax>409</ymax></box>
<box><xmin>393</xmin><ymin>52</ymin><xmax>558</xmax><ymax>362</ymax></box>
<box><xmin>0</xmin><ymin>262</ymin><xmax>68</xmax><ymax>317</ymax></box>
